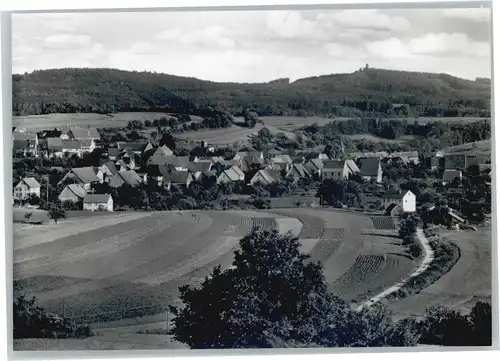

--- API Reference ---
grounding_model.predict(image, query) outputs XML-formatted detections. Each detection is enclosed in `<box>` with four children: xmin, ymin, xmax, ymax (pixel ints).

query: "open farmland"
<box><xmin>12</xmin><ymin>112</ymin><xmax>201</xmax><ymax>131</ymax></box>
<box><xmin>387</xmin><ymin>226</ymin><xmax>492</xmax><ymax>319</ymax></box>
<box><xmin>441</xmin><ymin>139</ymin><xmax>491</xmax><ymax>155</ymax></box>
<box><xmin>14</xmin><ymin>207</ymin><xmax>484</xmax><ymax>349</ymax></box>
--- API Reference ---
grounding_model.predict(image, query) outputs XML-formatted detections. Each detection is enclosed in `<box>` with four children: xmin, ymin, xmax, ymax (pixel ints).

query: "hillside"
<box><xmin>12</xmin><ymin>67</ymin><xmax>491</xmax><ymax>117</ymax></box>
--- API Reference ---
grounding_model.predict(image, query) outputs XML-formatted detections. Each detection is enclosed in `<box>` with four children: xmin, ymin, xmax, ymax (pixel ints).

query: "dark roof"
<box><xmin>101</xmin><ymin>161</ymin><xmax>118</xmax><ymax>175</ymax></box>
<box><xmin>163</xmin><ymin>170</ymin><xmax>191</xmax><ymax>184</ymax></box>
<box><xmin>442</xmin><ymin>169</ymin><xmax>462</xmax><ymax>182</ymax></box>
<box><xmin>83</xmin><ymin>194</ymin><xmax>112</xmax><ymax>203</ymax></box>
<box><xmin>444</xmin><ymin>154</ymin><xmax>466</xmax><ymax>169</ymax></box>
<box><xmin>13</xmin><ymin>140</ymin><xmax>32</xmax><ymax>150</ymax></box>
<box><xmin>69</xmin><ymin>127</ymin><xmax>100</xmax><ymax>139</ymax></box>
<box><xmin>323</xmin><ymin>160</ymin><xmax>345</xmax><ymax>170</ymax></box>
<box><xmin>61</xmin><ymin>140</ymin><xmax>81</xmax><ymax>149</ymax></box>
<box><xmin>117</xmin><ymin>141</ymin><xmax>150</xmax><ymax>152</ymax></box>
<box><xmin>70</xmin><ymin>167</ymin><xmax>101</xmax><ymax>183</ymax></box>
<box><xmin>308</xmin><ymin>158</ymin><xmax>323</xmax><ymax>169</ymax></box>
<box><xmin>358</xmin><ymin>157</ymin><xmax>381</xmax><ymax>176</ymax></box>
<box><xmin>108</xmin><ymin>148</ymin><xmax>125</xmax><ymax>157</ymax></box>
<box><xmin>385</xmin><ymin>203</ymin><xmax>403</xmax><ymax>215</ymax></box>
<box><xmin>117</xmin><ymin>170</ymin><xmax>141</xmax><ymax>186</ymax></box>
<box><xmin>288</xmin><ymin>164</ymin><xmax>310</xmax><ymax>178</ymax></box>
<box><xmin>47</xmin><ymin>137</ymin><xmax>63</xmax><ymax>149</ymax></box>
<box><xmin>188</xmin><ymin>161</ymin><xmax>212</xmax><ymax>172</ymax></box>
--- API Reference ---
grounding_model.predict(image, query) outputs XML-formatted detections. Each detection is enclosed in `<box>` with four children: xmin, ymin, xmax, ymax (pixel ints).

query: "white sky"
<box><xmin>12</xmin><ymin>7</ymin><xmax>492</xmax><ymax>83</ymax></box>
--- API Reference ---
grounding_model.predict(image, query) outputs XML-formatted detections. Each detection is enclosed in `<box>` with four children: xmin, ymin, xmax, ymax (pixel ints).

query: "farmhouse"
<box><xmin>65</xmin><ymin>127</ymin><xmax>101</xmax><ymax>140</ymax></box>
<box><xmin>59</xmin><ymin>167</ymin><xmax>103</xmax><ymax>191</ymax></box>
<box><xmin>117</xmin><ymin>141</ymin><xmax>153</xmax><ymax>155</ymax></box>
<box><xmin>152</xmin><ymin>145</ymin><xmax>174</xmax><ymax>157</ymax></box>
<box><xmin>83</xmin><ymin>194</ymin><xmax>113</xmax><ymax>212</ymax></box>
<box><xmin>304</xmin><ymin>158</ymin><xmax>323</xmax><ymax>177</ymax></box>
<box><xmin>13</xmin><ymin>177</ymin><xmax>41</xmax><ymax>202</ymax></box>
<box><xmin>358</xmin><ymin>157</ymin><xmax>383</xmax><ymax>183</ymax></box>
<box><xmin>163</xmin><ymin>170</ymin><xmax>193</xmax><ymax>190</ymax></box>
<box><xmin>442</xmin><ymin>169</ymin><xmax>463</xmax><ymax>185</ymax></box>
<box><xmin>249</xmin><ymin>169</ymin><xmax>282</xmax><ymax>186</ymax></box>
<box><xmin>382</xmin><ymin>190</ymin><xmax>416</xmax><ymax>215</ymax></box>
<box><xmin>286</xmin><ymin>163</ymin><xmax>310</xmax><ymax>180</ymax></box>
<box><xmin>321</xmin><ymin>160</ymin><xmax>359</xmax><ymax>180</ymax></box>
<box><xmin>217</xmin><ymin>165</ymin><xmax>245</xmax><ymax>184</ymax></box>
<box><xmin>99</xmin><ymin>161</ymin><xmax>119</xmax><ymax>180</ymax></box>
<box><xmin>108</xmin><ymin>170</ymin><xmax>142</xmax><ymax>188</ymax></box>
<box><xmin>58</xmin><ymin>184</ymin><xmax>87</xmax><ymax>203</ymax></box>
<box><xmin>188</xmin><ymin>161</ymin><xmax>213</xmax><ymax>180</ymax></box>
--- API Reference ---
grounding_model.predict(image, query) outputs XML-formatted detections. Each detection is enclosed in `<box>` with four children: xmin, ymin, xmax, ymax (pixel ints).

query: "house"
<box><xmin>286</xmin><ymin>163</ymin><xmax>311</xmax><ymax>180</ymax></box>
<box><xmin>318</xmin><ymin>153</ymin><xmax>330</xmax><ymax>161</ymax></box>
<box><xmin>152</xmin><ymin>145</ymin><xmax>174</xmax><ymax>157</ymax></box>
<box><xmin>58</xmin><ymin>184</ymin><xmax>87</xmax><ymax>204</ymax></box>
<box><xmin>79</xmin><ymin>139</ymin><xmax>96</xmax><ymax>154</ymax></box>
<box><xmin>304</xmin><ymin>159</ymin><xmax>324</xmax><ymax>177</ymax></box>
<box><xmin>13</xmin><ymin>131</ymin><xmax>38</xmax><ymax>156</ymax></box>
<box><xmin>117</xmin><ymin>141</ymin><xmax>153</xmax><ymax>155</ymax></box>
<box><xmin>188</xmin><ymin>161</ymin><xmax>213</xmax><ymax>180</ymax></box>
<box><xmin>321</xmin><ymin>159</ymin><xmax>359</xmax><ymax>180</ymax></box>
<box><xmin>426</xmin><ymin>156</ymin><xmax>440</xmax><ymax>171</ymax></box>
<box><xmin>13</xmin><ymin>177</ymin><xmax>41</xmax><ymax>201</ymax></box>
<box><xmin>249</xmin><ymin>169</ymin><xmax>282</xmax><ymax>186</ymax></box>
<box><xmin>83</xmin><ymin>194</ymin><xmax>113</xmax><ymax>212</ymax></box>
<box><xmin>47</xmin><ymin>138</ymin><xmax>84</xmax><ymax>158</ymax></box>
<box><xmin>163</xmin><ymin>170</ymin><xmax>194</xmax><ymax>190</ymax></box>
<box><xmin>99</xmin><ymin>161</ymin><xmax>119</xmax><ymax>181</ymax></box>
<box><xmin>107</xmin><ymin>147</ymin><xmax>127</xmax><ymax>161</ymax></box>
<box><xmin>442</xmin><ymin>170</ymin><xmax>463</xmax><ymax>185</ymax></box>
<box><xmin>382</xmin><ymin>190</ymin><xmax>416</xmax><ymax>214</ymax></box>
<box><xmin>108</xmin><ymin>170</ymin><xmax>142</xmax><ymax>188</ymax></box>
<box><xmin>389</xmin><ymin>151</ymin><xmax>419</xmax><ymax>164</ymax></box>
<box><xmin>147</xmin><ymin>155</ymin><xmax>190</xmax><ymax>170</ymax></box>
<box><xmin>59</xmin><ymin>167</ymin><xmax>103</xmax><ymax>190</ymax></box>
<box><xmin>216</xmin><ymin>164</ymin><xmax>246</xmax><ymax>184</ymax></box>
<box><xmin>66</xmin><ymin>127</ymin><xmax>101</xmax><ymax>140</ymax></box>
<box><xmin>358</xmin><ymin>157</ymin><xmax>383</xmax><ymax>183</ymax></box>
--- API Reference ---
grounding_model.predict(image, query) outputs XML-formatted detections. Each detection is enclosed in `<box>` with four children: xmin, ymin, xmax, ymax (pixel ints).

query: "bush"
<box><xmin>14</xmin><ymin>296</ymin><xmax>92</xmax><ymax>339</ymax></box>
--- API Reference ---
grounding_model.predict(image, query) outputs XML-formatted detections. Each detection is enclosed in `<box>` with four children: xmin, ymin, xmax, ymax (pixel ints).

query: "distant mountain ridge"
<box><xmin>12</xmin><ymin>67</ymin><xmax>491</xmax><ymax>117</ymax></box>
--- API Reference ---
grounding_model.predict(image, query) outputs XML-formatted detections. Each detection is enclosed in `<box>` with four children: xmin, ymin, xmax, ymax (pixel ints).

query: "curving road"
<box><xmin>356</xmin><ymin>228</ymin><xmax>434</xmax><ymax>311</ymax></box>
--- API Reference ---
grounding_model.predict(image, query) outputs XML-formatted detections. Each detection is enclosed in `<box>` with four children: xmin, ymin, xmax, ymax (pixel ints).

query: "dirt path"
<box><xmin>356</xmin><ymin>228</ymin><xmax>434</xmax><ymax>311</ymax></box>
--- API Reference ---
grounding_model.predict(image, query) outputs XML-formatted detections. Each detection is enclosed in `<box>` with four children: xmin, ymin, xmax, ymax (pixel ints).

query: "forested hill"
<box><xmin>12</xmin><ymin>67</ymin><xmax>491</xmax><ymax>117</ymax></box>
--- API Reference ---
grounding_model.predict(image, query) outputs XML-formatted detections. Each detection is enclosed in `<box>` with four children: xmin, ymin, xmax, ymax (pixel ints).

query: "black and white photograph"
<box><xmin>10</xmin><ymin>4</ymin><xmax>493</xmax><ymax>351</ymax></box>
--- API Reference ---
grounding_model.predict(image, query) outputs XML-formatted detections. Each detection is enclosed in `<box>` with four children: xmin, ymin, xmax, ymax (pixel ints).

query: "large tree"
<box><xmin>169</xmin><ymin>228</ymin><xmax>417</xmax><ymax>348</ymax></box>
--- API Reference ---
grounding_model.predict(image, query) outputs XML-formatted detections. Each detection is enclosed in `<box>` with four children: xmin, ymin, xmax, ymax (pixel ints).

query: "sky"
<box><xmin>12</xmin><ymin>7</ymin><xmax>492</xmax><ymax>83</ymax></box>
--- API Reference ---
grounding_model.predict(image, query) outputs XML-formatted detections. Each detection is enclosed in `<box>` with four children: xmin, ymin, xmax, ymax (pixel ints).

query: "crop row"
<box><xmin>321</xmin><ymin>228</ymin><xmax>345</xmax><ymax>240</ymax></box>
<box><xmin>330</xmin><ymin>255</ymin><xmax>385</xmax><ymax>297</ymax></box>
<box><xmin>251</xmin><ymin>217</ymin><xmax>278</xmax><ymax>231</ymax></box>
<box><xmin>309</xmin><ymin>239</ymin><xmax>343</xmax><ymax>263</ymax></box>
<box><xmin>370</xmin><ymin>216</ymin><xmax>396</xmax><ymax>230</ymax></box>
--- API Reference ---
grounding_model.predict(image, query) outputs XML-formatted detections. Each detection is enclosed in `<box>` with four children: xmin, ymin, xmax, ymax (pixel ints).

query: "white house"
<box><xmin>83</xmin><ymin>194</ymin><xmax>113</xmax><ymax>212</ymax></box>
<box><xmin>13</xmin><ymin>177</ymin><xmax>41</xmax><ymax>202</ymax></box>
<box><xmin>383</xmin><ymin>190</ymin><xmax>417</xmax><ymax>214</ymax></box>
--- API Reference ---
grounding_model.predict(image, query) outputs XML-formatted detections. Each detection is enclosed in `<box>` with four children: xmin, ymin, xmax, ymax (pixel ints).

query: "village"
<box><xmin>11</xmin><ymin>122</ymin><xmax>491</xmax><ymax>225</ymax></box>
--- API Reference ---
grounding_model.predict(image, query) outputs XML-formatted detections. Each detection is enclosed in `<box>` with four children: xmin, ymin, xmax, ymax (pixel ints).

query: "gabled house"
<box><xmin>99</xmin><ymin>161</ymin><xmax>119</xmax><ymax>181</ymax></box>
<box><xmin>59</xmin><ymin>167</ymin><xmax>103</xmax><ymax>191</ymax></box>
<box><xmin>47</xmin><ymin>138</ymin><xmax>84</xmax><ymax>158</ymax></box>
<box><xmin>58</xmin><ymin>184</ymin><xmax>87</xmax><ymax>204</ymax></box>
<box><xmin>79</xmin><ymin>139</ymin><xmax>96</xmax><ymax>154</ymax></box>
<box><xmin>318</xmin><ymin>153</ymin><xmax>330</xmax><ymax>161</ymax></box>
<box><xmin>107</xmin><ymin>147</ymin><xmax>127</xmax><ymax>161</ymax></box>
<box><xmin>13</xmin><ymin>177</ymin><xmax>41</xmax><ymax>201</ymax></box>
<box><xmin>382</xmin><ymin>189</ymin><xmax>416</xmax><ymax>214</ymax></box>
<box><xmin>321</xmin><ymin>160</ymin><xmax>350</xmax><ymax>180</ymax></box>
<box><xmin>358</xmin><ymin>157</ymin><xmax>383</xmax><ymax>183</ymax></box>
<box><xmin>217</xmin><ymin>165</ymin><xmax>246</xmax><ymax>184</ymax></box>
<box><xmin>286</xmin><ymin>164</ymin><xmax>311</xmax><ymax>180</ymax></box>
<box><xmin>66</xmin><ymin>127</ymin><xmax>101</xmax><ymax>140</ymax></box>
<box><xmin>108</xmin><ymin>170</ymin><xmax>142</xmax><ymax>188</ymax></box>
<box><xmin>13</xmin><ymin>131</ymin><xmax>38</xmax><ymax>156</ymax></box>
<box><xmin>188</xmin><ymin>161</ymin><xmax>213</xmax><ymax>180</ymax></box>
<box><xmin>147</xmin><ymin>155</ymin><xmax>190</xmax><ymax>171</ymax></box>
<box><xmin>152</xmin><ymin>145</ymin><xmax>174</xmax><ymax>157</ymax></box>
<box><xmin>249</xmin><ymin>169</ymin><xmax>282</xmax><ymax>186</ymax></box>
<box><xmin>304</xmin><ymin>158</ymin><xmax>324</xmax><ymax>177</ymax></box>
<box><xmin>163</xmin><ymin>170</ymin><xmax>194</xmax><ymax>190</ymax></box>
<box><xmin>117</xmin><ymin>141</ymin><xmax>153</xmax><ymax>155</ymax></box>
<box><xmin>442</xmin><ymin>169</ymin><xmax>463</xmax><ymax>185</ymax></box>
<box><xmin>83</xmin><ymin>194</ymin><xmax>113</xmax><ymax>212</ymax></box>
